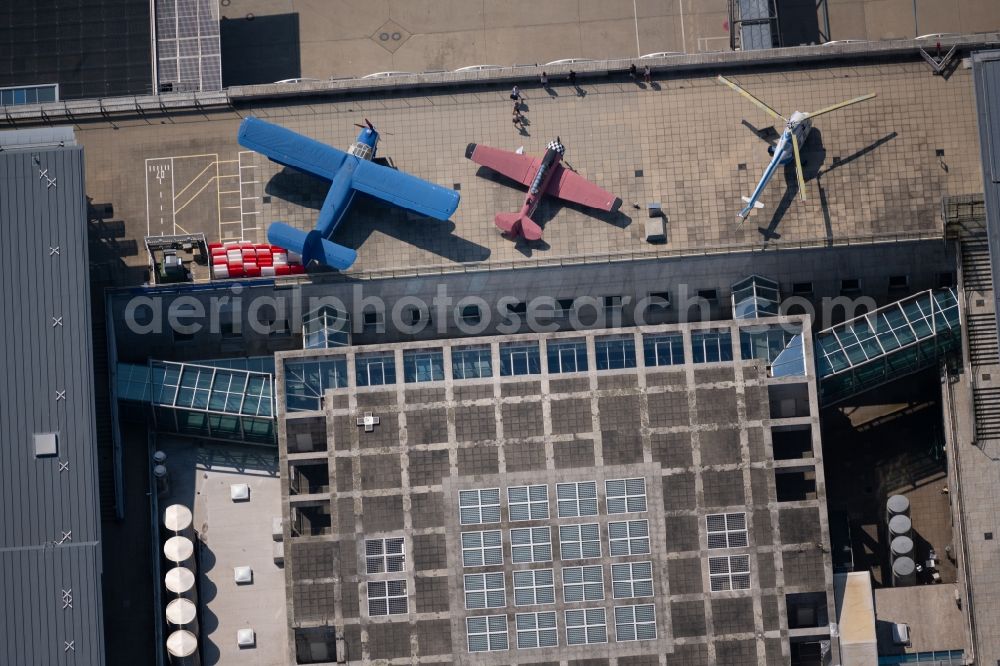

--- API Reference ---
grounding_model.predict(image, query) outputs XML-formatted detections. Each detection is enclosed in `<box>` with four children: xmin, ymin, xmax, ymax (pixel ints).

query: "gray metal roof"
<box><xmin>0</xmin><ymin>129</ymin><xmax>106</xmax><ymax>665</ymax></box>
<box><xmin>973</xmin><ymin>51</ymin><xmax>1000</xmax><ymax>340</ymax></box>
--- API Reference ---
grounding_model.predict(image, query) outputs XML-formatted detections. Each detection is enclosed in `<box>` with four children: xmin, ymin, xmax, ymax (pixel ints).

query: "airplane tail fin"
<box><xmin>267</xmin><ymin>222</ymin><xmax>358</xmax><ymax>271</ymax></box>
<box><xmin>741</xmin><ymin>196</ymin><xmax>765</xmax><ymax>210</ymax></box>
<box><xmin>494</xmin><ymin>212</ymin><xmax>542</xmax><ymax>241</ymax></box>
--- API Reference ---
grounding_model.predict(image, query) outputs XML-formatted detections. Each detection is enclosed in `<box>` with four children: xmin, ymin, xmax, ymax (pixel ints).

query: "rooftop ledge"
<box><xmin>3</xmin><ymin>32</ymin><xmax>999</xmax><ymax>125</ymax></box>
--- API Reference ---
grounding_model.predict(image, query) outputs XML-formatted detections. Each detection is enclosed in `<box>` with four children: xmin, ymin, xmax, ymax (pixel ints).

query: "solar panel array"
<box><xmin>155</xmin><ymin>0</ymin><xmax>221</xmax><ymax>92</ymax></box>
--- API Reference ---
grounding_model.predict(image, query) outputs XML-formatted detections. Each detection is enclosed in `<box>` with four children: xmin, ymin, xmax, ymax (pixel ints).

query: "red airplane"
<box><xmin>466</xmin><ymin>138</ymin><xmax>621</xmax><ymax>240</ymax></box>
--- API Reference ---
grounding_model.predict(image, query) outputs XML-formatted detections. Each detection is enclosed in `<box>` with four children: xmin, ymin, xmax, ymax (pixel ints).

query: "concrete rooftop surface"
<box><xmin>79</xmin><ymin>56</ymin><xmax>981</xmax><ymax>277</ymax></box>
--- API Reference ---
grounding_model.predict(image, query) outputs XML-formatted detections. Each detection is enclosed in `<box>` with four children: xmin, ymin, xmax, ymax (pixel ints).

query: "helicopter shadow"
<box><xmin>263</xmin><ymin>166</ymin><xmax>491</xmax><ymax>264</ymax></box>
<box><xmin>757</xmin><ymin>129</ymin><xmax>898</xmax><ymax>243</ymax></box>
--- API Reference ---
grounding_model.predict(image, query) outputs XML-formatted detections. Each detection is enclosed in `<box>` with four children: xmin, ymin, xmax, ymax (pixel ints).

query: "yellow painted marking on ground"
<box><xmin>174</xmin><ymin>176</ymin><xmax>217</xmax><ymax>215</ymax></box>
<box><xmin>172</xmin><ymin>161</ymin><xmax>217</xmax><ymax>203</ymax></box>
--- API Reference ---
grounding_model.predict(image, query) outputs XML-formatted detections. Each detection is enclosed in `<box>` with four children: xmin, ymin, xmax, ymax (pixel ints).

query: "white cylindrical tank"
<box><xmin>165</xmin><ymin>598</ymin><xmax>199</xmax><ymax>635</ymax></box>
<box><xmin>153</xmin><ymin>450</ymin><xmax>168</xmax><ymax>465</ymax></box>
<box><xmin>154</xmin><ymin>464</ymin><xmax>170</xmax><ymax>497</ymax></box>
<box><xmin>163</xmin><ymin>504</ymin><xmax>194</xmax><ymax>538</ymax></box>
<box><xmin>892</xmin><ymin>556</ymin><xmax>916</xmax><ymax>587</ymax></box>
<box><xmin>163</xmin><ymin>535</ymin><xmax>195</xmax><ymax>569</ymax></box>
<box><xmin>890</xmin><ymin>535</ymin><xmax>914</xmax><ymax>559</ymax></box>
<box><xmin>887</xmin><ymin>494</ymin><xmax>910</xmax><ymax>517</ymax></box>
<box><xmin>888</xmin><ymin>514</ymin><xmax>912</xmax><ymax>538</ymax></box>
<box><xmin>166</xmin><ymin>629</ymin><xmax>201</xmax><ymax>666</ymax></box>
<box><xmin>164</xmin><ymin>566</ymin><xmax>197</xmax><ymax>601</ymax></box>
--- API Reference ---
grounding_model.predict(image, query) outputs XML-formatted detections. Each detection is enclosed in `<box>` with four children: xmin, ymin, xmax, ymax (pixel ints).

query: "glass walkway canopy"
<box><xmin>116</xmin><ymin>359</ymin><xmax>276</xmax><ymax>444</ymax></box>
<box><xmin>816</xmin><ymin>289</ymin><xmax>961</xmax><ymax>405</ymax></box>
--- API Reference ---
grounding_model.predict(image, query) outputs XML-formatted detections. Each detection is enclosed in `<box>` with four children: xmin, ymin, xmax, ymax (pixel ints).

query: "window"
<box><xmin>402</xmin><ymin>349</ymin><xmax>444</xmax><ymax>383</ymax></box>
<box><xmin>611</xmin><ymin>561</ymin><xmax>654</xmax><ymax>599</ymax></box>
<box><xmin>603</xmin><ymin>295</ymin><xmax>623</xmax><ymax>317</ymax></box>
<box><xmin>467</xmin><ymin>615</ymin><xmax>508</xmax><ymax>652</ymax></box>
<box><xmin>565</xmin><ymin>608</ymin><xmax>607</xmax><ymax>645</ymax></box>
<box><xmin>516</xmin><ymin>611</ymin><xmax>558</xmax><ymax>649</ymax></box>
<box><xmin>555</xmin><ymin>298</ymin><xmax>575</xmax><ymax>317</ymax></box>
<box><xmin>355</xmin><ymin>353</ymin><xmax>396</xmax><ymax>387</ymax></box>
<box><xmin>499</xmin><ymin>342</ymin><xmax>541</xmax><ymax>376</ymax></box>
<box><xmin>465</xmin><ymin>572</ymin><xmax>506</xmax><ymax>609</ymax></box>
<box><xmin>643</xmin><ymin>333</ymin><xmax>684</xmax><ymax>366</ymax></box>
<box><xmin>0</xmin><ymin>84</ymin><xmax>58</xmax><ymax>106</ymax></box>
<box><xmin>460</xmin><ymin>304</ymin><xmax>482</xmax><ymax>325</ymax></box>
<box><xmin>707</xmin><ymin>513</ymin><xmax>748</xmax><ymax>549</ymax></box>
<box><xmin>513</xmin><ymin>569</ymin><xmax>555</xmax><ymax>606</ymax></box>
<box><xmin>462</xmin><ymin>530</ymin><xmax>503</xmax><ymax>567</ymax></box>
<box><xmin>888</xmin><ymin>274</ymin><xmax>909</xmax><ymax>290</ymax></box>
<box><xmin>697</xmin><ymin>288</ymin><xmax>719</xmax><ymax>303</ymax></box>
<box><xmin>506</xmin><ymin>301</ymin><xmax>527</xmax><ymax>315</ymax></box>
<box><xmin>614</xmin><ymin>604</ymin><xmax>656</xmax><ymax>641</ymax></box>
<box><xmin>937</xmin><ymin>272</ymin><xmax>956</xmax><ymax>288</ymax></box>
<box><xmin>460</xmin><ymin>488</ymin><xmax>501</xmax><ymax>525</ymax></box>
<box><xmin>453</xmin><ymin>345</ymin><xmax>492</xmax><ymax>379</ymax></box>
<box><xmin>508</xmin><ymin>485</ymin><xmax>549</xmax><ymax>521</ymax></box>
<box><xmin>648</xmin><ymin>291</ymin><xmax>671</xmax><ymax>309</ymax></box>
<box><xmin>511</xmin><ymin>527</ymin><xmax>552</xmax><ymax>563</ymax></box>
<box><xmin>559</xmin><ymin>523</ymin><xmax>601</xmax><ymax>560</ymax></box>
<box><xmin>609</xmin><ymin>520</ymin><xmax>650</xmax><ymax>556</ymax></box>
<box><xmin>840</xmin><ymin>278</ymin><xmax>861</xmax><ymax>295</ymax></box>
<box><xmin>285</xmin><ymin>358</ymin><xmax>348</xmax><ymax>412</ymax></box>
<box><xmin>367</xmin><ymin>580</ymin><xmax>407</xmax><ymax>615</ymax></box>
<box><xmin>595</xmin><ymin>336</ymin><xmax>637</xmax><ymax>370</ymax></box>
<box><xmin>792</xmin><ymin>281</ymin><xmax>814</xmax><ymax>297</ymax></box>
<box><xmin>403</xmin><ymin>306</ymin><xmax>428</xmax><ymax>327</ymax></box>
<box><xmin>691</xmin><ymin>330</ymin><xmax>733</xmax><ymax>363</ymax></box>
<box><xmin>606</xmin><ymin>478</ymin><xmax>647</xmax><ymax>514</ymax></box>
<box><xmin>365</xmin><ymin>537</ymin><xmax>404</xmax><ymax>573</ymax></box>
<box><xmin>709</xmin><ymin>554</ymin><xmax>751</xmax><ymax>591</ymax></box>
<box><xmin>562</xmin><ymin>565</ymin><xmax>604</xmax><ymax>602</ymax></box>
<box><xmin>362</xmin><ymin>310</ymin><xmax>384</xmax><ymax>333</ymax></box>
<box><xmin>547</xmin><ymin>339</ymin><xmax>588</xmax><ymax>374</ymax></box>
<box><xmin>556</xmin><ymin>481</ymin><xmax>598</xmax><ymax>518</ymax></box>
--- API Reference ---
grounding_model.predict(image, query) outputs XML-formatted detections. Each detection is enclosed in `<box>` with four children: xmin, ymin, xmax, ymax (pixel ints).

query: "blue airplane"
<box><xmin>237</xmin><ymin>117</ymin><xmax>461</xmax><ymax>270</ymax></box>
<box><xmin>717</xmin><ymin>75</ymin><xmax>875</xmax><ymax>222</ymax></box>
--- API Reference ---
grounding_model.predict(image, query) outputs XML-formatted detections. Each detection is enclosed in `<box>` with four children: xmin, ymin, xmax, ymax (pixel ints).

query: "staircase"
<box><xmin>967</xmin><ymin>312</ymin><xmax>1000</xmax><ymax>366</ymax></box>
<box><xmin>973</xmin><ymin>387</ymin><xmax>1000</xmax><ymax>440</ymax></box>
<box><xmin>961</xmin><ymin>240</ymin><xmax>993</xmax><ymax>292</ymax></box>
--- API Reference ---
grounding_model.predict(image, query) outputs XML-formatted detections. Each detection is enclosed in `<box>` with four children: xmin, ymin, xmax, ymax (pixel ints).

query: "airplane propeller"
<box><xmin>353</xmin><ymin>118</ymin><xmax>395</xmax><ymax>135</ymax></box>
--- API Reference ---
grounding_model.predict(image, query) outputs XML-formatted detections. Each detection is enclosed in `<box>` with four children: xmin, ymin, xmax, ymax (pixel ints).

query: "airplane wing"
<box><xmin>547</xmin><ymin>165</ymin><xmax>621</xmax><ymax>211</ymax></box>
<box><xmin>350</xmin><ymin>160</ymin><xmax>460</xmax><ymax>221</ymax></box>
<box><xmin>465</xmin><ymin>143</ymin><xmax>540</xmax><ymax>186</ymax></box>
<box><xmin>237</xmin><ymin>117</ymin><xmax>348</xmax><ymax>181</ymax></box>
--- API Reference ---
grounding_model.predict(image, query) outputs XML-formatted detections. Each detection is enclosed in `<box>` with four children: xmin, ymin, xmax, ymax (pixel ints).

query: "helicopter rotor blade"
<box><xmin>717</xmin><ymin>75</ymin><xmax>786</xmax><ymax>123</ymax></box>
<box><xmin>804</xmin><ymin>92</ymin><xmax>876</xmax><ymax>119</ymax></box>
<box><xmin>791</xmin><ymin>130</ymin><xmax>807</xmax><ymax>201</ymax></box>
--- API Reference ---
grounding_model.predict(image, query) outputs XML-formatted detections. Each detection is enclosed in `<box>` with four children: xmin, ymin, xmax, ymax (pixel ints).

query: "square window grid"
<box><xmin>611</xmin><ymin>561</ymin><xmax>654</xmax><ymax>599</ymax></box>
<box><xmin>462</xmin><ymin>530</ymin><xmax>504</xmax><ymax>567</ymax></box>
<box><xmin>499</xmin><ymin>342</ymin><xmax>541</xmax><ymax>376</ymax></box>
<box><xmin>606</xmin><ymin>478</ymin><xmax>647</xmax><ymax>514</ymax></box>
<box><xmin>365</xmin><ymin>537</ymin><xmax>405</xmax><ymax>574</ymax></box>
<box><xmin>460</xmin><ymin>488</ymin><xmax>501</xmax><ymax>525</ymax></box>
<box><xmin>511</xmin><ymin>527</ymin><xmax>552</xmax><ymax>563</ymax></box>
<box><xmin>615</xmin><ymin>604</ymin><xmax>657</xmax><ymax>641</ymax></box>
<box><xmin>707</xmin><ymin>513</ymin><xmax>748</xmax><ymax>549</ymax></box>
<box><xmin>367</xmin><ymin>580</ymin><xmax>407</xmax><ymax>616</ymax></box>
<box><xmin>465</xmin><ymin>572</ymin><xmax>506</xmax><ymax>609</ymax></box>
<box><xmin>467</xmin><ymin>615</ymin><xmax>509</xmax><ymax>652</ymax></box>
<box><xmin>609</xmin><ymin>520</ymin><xmax>651</xmax><ymax>556</ymax></box>
<box><xmin>691</xmin><ymin>330</ymin><xmax>734</xmax><ymax>364</ymax></box>
<box><xmin>643</xmin><ymin>333</ymin><xmax>685</xmax><ymax>366</ymax></box>
<box><xmin>355</xmin><ymin>353</ymin><xmax>396</xmax><ymax>386</ymax></box>
<box><xmin>557</xmin><ymin>481</ymin><xmax>599</xmax><ymax>518</ymax></box>
<box><xmin>403</xmin><ymin>349</ymin><xmax>445</xmax><ymax>383</ymax></box>
<box><xmin>559</xmin><ymin>523</ymin><xmax>602</xmax><ymax>560</ymax></box>
<box><xmin>565</xmin><ymin>607</ymin><xmax>608</xmax><ymax>645</ymax></box>
<box><xmin>595</xmin><ymin>336</ymin><xmax>637</xmax><ymax>370</ymax></box>
<box><xmin>508</xmin><ymin>485</ymin><xmax>549</xmax><ymax>521</ymax></box>
<box><xmin>516</xmin><ymin>611</ymin><xmax>558</xmax><ymax>649</ymax></box>
<box><xmin>452</xmin><ymin>345</ymin><xmax>492</xmax><ymax>379</ymax></box>
<box><xmin>547</xmin><ymin>339</ymin><xmax>588</xmax><ymax>374</ymax></box>
<box><xmin>513</xmin><ymin>569</ymin><xmax>555</xmax><ymax>606</ymax></box>
<box><xmin>709</xmin><ymin>554</ymin><xmax>752</xmax><ymax>591</ymax></box>
<box><xmin>563</xmin><ymin>565</ymin><xmax>604</xmax><ymax>602</ymax></box>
